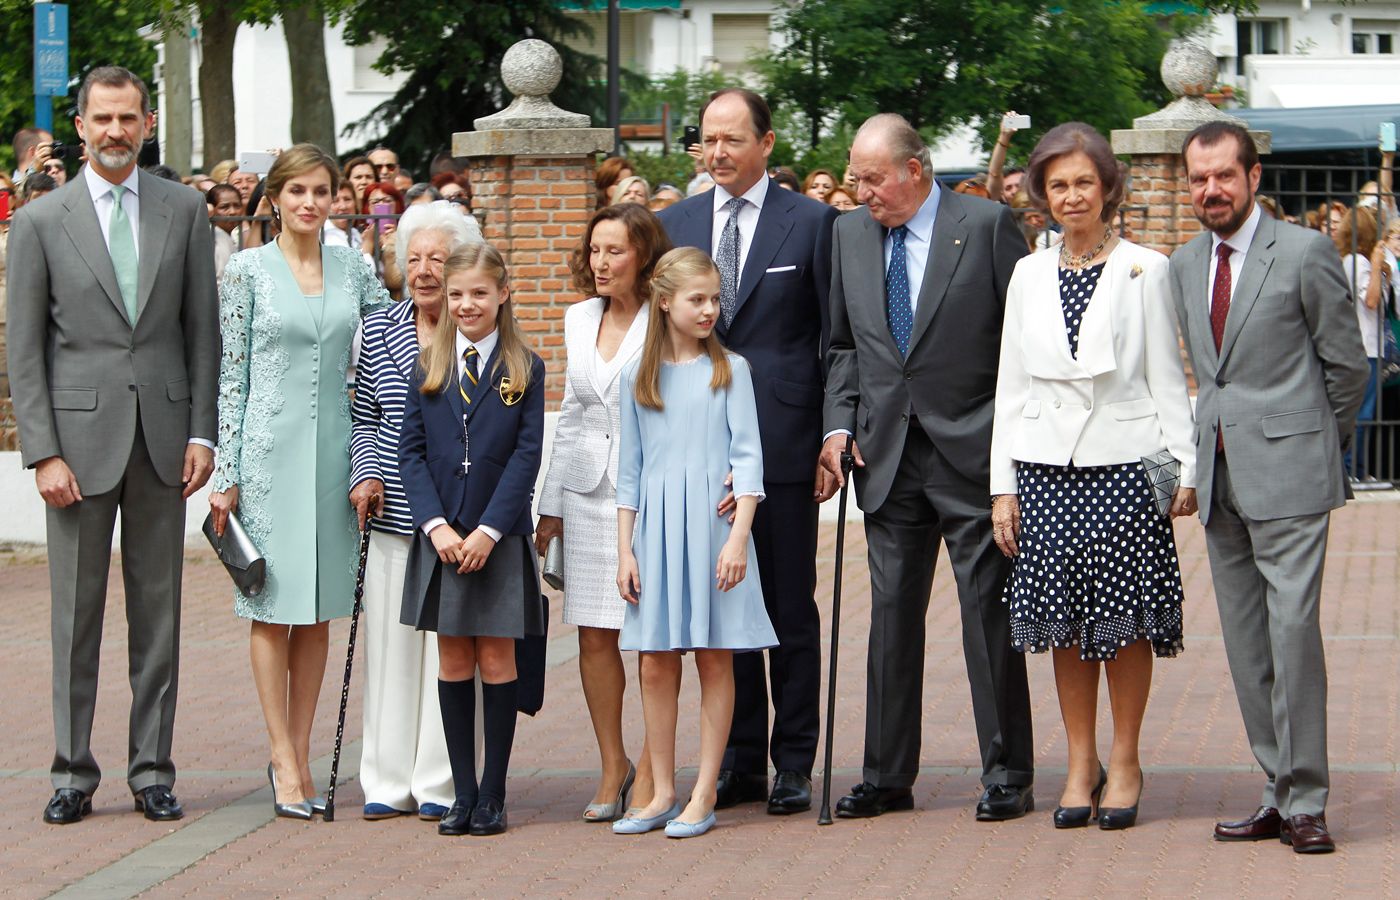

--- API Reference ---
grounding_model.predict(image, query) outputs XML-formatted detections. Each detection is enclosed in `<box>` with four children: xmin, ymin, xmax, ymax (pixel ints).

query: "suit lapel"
<box><xmin>136</xmin><ymin>173</ymin><xmax>171</xmax><ymax>319</ymax></box>
<box><xmin>1218</xmin><ymin>216</ymin><xmax>1276</xmax><ymax>370</ymax></box>
<box><xmin>907</xmin><ymin>189</ymin><xmax>966</xmax><ymax>354</ymax></box>
<box><xmin>1179</xmin><ymin>236</ymin><xmax>1219</xmax><ymax>373</ymax></box>
<box><xmin>858</xmin><ymin>212</ymin><xmax>905</xmax><ymax>361</ymax></box>
<box><xmin>389</xmin><ymin>300</ymin><xmax>418</xmax><ymax>381</ymax></box>
<box><xmin>732</xmin><ymin>181</ymin><xmax>793</xmax><ymax>327</ymax></box>
<box><xmin>61</xmin><ymin>180</ymin><xmax>127</xmax><ymax>323</ymax></box>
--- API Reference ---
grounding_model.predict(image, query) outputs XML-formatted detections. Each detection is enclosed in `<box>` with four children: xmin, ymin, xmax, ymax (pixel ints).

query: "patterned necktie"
<box><xmin>459</xmin><ymin>346</ymin><xmax>479</xmax><ymax>404</ymax></box>
<box><xmin>1210</xmin><ymin>241</ymin><xmax>1232</xmax><ymax>353</ymax></box>
<box><xmin>716</xmin><ymin>197</ymin><xmax>745</xmax><ymax>327</ymax></box>
<box><xmin>886</xmin><ymin>225</ymin><xmax>913</xmax><ymax>356</ymax></box>
<box><xmin>108</xmin><ymin>184</ymin><xmax>140</xmax><ymax>324</ymax></box>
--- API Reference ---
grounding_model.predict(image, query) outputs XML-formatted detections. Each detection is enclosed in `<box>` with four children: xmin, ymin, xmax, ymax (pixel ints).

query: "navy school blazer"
<box><xmin>398</xmin><ymin>347</ymin><xmax>546</xmax><ymax>537</ymax></box>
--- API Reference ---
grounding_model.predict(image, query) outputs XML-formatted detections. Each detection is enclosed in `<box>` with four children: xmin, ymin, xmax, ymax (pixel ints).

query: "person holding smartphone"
<box><xmin>988</xmin><ymin>111</ymin><xmax>1030</xmax><ymax>202</ymax></box>
<box><xmin>360</xmin><ymin>182</ymin><xmax>406</xmax><ymax>298</ymax></box>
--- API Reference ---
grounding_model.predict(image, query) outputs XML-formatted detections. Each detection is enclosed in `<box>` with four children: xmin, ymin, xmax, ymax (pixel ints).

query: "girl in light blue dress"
<box><xmin>613</xmin><ymin>247</ymin><xmax>777</xmax><ymax>840</ymax></box>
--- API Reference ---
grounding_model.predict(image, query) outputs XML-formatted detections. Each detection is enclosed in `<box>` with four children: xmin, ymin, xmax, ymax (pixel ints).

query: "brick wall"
<box><xmin>1121</xmin><ymin>153</ymin><xmax>1205</xmax><ymax>257</ymax></box>
<box><xmin>467</xmin><ymin>155</ymin><xmax>597</xmax><ymax>408</ymax></box>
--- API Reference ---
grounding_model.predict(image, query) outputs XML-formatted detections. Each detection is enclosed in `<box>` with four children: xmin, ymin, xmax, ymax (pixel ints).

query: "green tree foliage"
<box><xmin>336</xmin><ymin>1</ymin><xmax>603</xmax><ymax>173</ymax></box>
<box><xmin>761</xmin><ymin>0</ymin><xmax>1231</xmax><ymax>158</ymax></box>
<box><xmin>0</xmin><ymin>0</ymin><xmax>157</xmax><ymax>171</ymax></box>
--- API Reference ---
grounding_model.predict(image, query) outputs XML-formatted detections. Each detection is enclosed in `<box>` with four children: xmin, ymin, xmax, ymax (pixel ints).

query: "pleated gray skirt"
<box><xmin>399</xmin><ymin>531</ymin><xmax>545</xmax><ymax>639</ymax></box>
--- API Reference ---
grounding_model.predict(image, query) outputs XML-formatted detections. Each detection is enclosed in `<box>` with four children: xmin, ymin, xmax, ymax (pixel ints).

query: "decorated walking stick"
<box><xmin>325</xmin><ymin>522</ymin><xmax>372</xmax><ymax>822</ymax></box>
<box><xmin>818</xmin><ymin>436</ymin><xmax>856</xmax><ymax>826</ymax></box>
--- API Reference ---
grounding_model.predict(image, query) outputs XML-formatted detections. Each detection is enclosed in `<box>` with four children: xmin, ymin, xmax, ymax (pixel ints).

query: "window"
<box><xmin>1352</xmin><ymin>21</ymin><xmax>1398</xmax><ymax>55</ymax></box>
<box><xmin>711</xmin><ymin>14</ymin><xmax>771</xmax><ymax>79</ymax></box>
<box><xmin>353</xmin><ymin>37</ymin><xmax>397</xmax><ymax>92</ymax></box>
<box><xmin>559</xmin><ymin>12</ymin><xmax>640</xmax><ymax>70</ymax></box>
<box><xmin>1236</xmin><ymin>19</ymin><xmax>1284</xmax><ymax>74</ymax></box>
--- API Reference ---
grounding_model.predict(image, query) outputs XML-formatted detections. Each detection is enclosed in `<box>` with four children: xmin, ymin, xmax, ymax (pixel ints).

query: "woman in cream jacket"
<box><xmin>989</xmin><ymin>123</ymin><xmax>1195</xmax><ymax>832</ymax></box>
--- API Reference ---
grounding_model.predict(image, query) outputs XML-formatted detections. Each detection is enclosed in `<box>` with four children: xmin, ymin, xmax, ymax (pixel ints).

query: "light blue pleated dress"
<box><xmin>616</xmin><ymin>353</ymin><xmax>778</xmax><ymax>653</ymax></box>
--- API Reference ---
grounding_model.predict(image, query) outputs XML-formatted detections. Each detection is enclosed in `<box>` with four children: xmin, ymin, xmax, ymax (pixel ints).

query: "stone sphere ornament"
<box><xmin>1160</xmin><ymin>41</ymin><xmax>1217</xmax><ymax>98</ymax></box>
<box><xmin>500</xmin><ymin>39</ymin><xmax>563</xmax><ymax>100</ymax></box>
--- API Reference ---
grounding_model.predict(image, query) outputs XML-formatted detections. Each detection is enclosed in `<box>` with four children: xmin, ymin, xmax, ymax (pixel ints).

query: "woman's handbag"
<box><xmin>1140</xmin><ymin>450</ymin><xmax>1180</xmax><ymax>518</ymax></box>
<box><xmin>542</xmin><ymin>535</ymin><xmax>565</xmax><ymax>591</ymax></box>
<box><xmin>201</xmin><ymin>511</ymin><xmax>267</xmax><ymax>596</ymax></box>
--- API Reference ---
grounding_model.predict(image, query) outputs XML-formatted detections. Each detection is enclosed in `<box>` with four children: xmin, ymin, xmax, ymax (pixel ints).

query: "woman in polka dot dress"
<box><xmin>989</xmin><ymin>124</ymin><xmax>1197</xmax><ymax>832</ymax></box>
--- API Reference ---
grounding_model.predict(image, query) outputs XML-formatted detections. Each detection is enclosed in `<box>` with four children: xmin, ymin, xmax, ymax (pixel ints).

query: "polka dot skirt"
<box><xmin>1004</xmin><ymin>462</ymin><xmax>1186</xmax><ymax>662</ymax></box>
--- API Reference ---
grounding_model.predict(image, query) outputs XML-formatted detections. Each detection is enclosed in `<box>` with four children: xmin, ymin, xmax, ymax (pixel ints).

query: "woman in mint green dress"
<box><xmin>209</xmin><ymin>145</ymin><xmax>388</xmax><ymax>818</ymax></box>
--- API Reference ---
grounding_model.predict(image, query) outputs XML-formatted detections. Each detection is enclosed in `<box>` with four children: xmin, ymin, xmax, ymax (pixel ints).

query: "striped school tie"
<box><xmin>459</xmin><ymin>346</ymin><xmax>479</xmax><ymax>404</ymax></box>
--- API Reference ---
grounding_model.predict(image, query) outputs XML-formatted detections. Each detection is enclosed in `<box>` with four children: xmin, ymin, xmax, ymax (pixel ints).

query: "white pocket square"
<box><xmin>765</xmin><ymin>265</ymin><xmax>797</xmax><ymax>274</ymax></box>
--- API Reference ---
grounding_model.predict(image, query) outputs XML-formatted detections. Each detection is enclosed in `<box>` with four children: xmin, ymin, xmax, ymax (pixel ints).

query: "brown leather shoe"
<box><xmin>1213</xmin><ymin>805</ymin><xmax>1282</xmax><ymax>841</ymax></box>
<box><xmin>1281</xmin><ymin>814</ymin><xmax>1335</xmax><ymax>854</ymax></box>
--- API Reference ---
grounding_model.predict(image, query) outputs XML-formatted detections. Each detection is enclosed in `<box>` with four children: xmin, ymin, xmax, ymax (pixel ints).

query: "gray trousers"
<box><xmin>1207</xmin><ymin>454</ymin><xmax>1330</xmax><ymax>818</ymax></box>
<box><xmin>47</xmin><ymin>427</ymin><xmax>185</xmax><ymax>795</ymax></box>
<box><xmin>861</xmin><ymin>423</ymin><xmax>1033</xmax><ymax>790</ymax></box>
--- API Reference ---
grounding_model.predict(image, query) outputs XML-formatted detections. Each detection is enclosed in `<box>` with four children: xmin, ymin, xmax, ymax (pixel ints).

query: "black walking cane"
<box><xmin>817</xmin><ymin>436</ymin><xmax>856</xmax><ymax>826</ymax></box>
<box><xmin>324</xmin><ymin>522</ymin><xmax>372</xmax><ymax>822</ymax></box>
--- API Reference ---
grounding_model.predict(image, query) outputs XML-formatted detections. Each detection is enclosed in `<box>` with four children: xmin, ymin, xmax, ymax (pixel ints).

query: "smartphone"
<box><xmin>372</xmin><ymin>201</ymin><xmax>393</xmax><ymax>234</ymax></box>
<box><xmin>1003</xmin><ymin>113</ymin><xmax>1031</xmax><ymax>131</ymax></box>
<box><xmin>682</xmin><ymin>125</ymin><xmax>700</xmax><ymax>149</ymax></box>
<box><xmin>238</xmin><ymin>151</ymin><xmax>276</xmax><ymax>176</ymax></box>
<box><xmin>1382</xmin><ymin>122</ymin><xmax>1397</xmax><ymax>153</ymax></box>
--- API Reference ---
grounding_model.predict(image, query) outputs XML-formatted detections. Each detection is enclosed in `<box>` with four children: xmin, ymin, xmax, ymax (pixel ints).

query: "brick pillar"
<box><xmin>1119</xmin><ymin>153</ymin><xmax>1203</xmax><ymax>258</ymax></box>
<box><xmin>453</xmin><ymin>39</ymin><xmax>613</xmax><ymax>409</ymax></box>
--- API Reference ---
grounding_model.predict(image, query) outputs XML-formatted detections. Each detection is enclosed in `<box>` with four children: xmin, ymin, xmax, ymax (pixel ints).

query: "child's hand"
<box><xmin>716</xmin><ymin>537</ymin><xmax>747</xmax><ymax>592</ymax></box>
<box><xmin>456</xmin><ymin>528</ymin><xmax>496</xmax><ymax>574</ymax></box>
<box><xmin>617</xmin><ymin>553</ymin><xmax>641</xmax><ymax>604</ymax></box>
<box><xmin>430</xmin><ymin>524</ymin><xmax>465</xmax><ymax>563</ymax></box>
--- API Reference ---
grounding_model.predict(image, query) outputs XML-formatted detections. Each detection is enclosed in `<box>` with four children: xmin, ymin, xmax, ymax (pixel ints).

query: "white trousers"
<box><xmin>359</xmin><ymin>531</ymin><xmax>460</xmax><ymax>810</ymax></box>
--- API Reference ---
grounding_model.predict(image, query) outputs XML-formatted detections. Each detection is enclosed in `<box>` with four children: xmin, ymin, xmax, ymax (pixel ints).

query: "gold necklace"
<box><xmin>1059</xmin><ymin>226</ymin><xmax>1112</xmax><ymax>270</ymax></box>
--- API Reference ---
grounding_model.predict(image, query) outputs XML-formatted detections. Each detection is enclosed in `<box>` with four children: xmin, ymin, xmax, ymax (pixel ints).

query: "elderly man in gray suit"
<box><xmin>6</xmin><ymin>67</ymin><xmax>219</xmax><ymax>825</ymax></box>
<box><xmin>820</xmin><ymin>113</ymin><xmax>1035</xmax><ymax>820</ymax></box>
<box><xmin>1171</xmin><ymin>122</ymin><xmax>1367</xmax><ymax>854</ymax></box>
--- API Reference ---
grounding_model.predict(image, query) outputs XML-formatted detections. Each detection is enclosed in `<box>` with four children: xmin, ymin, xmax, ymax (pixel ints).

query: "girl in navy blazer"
<box><xmin>398</xmin><ymin>242</ymin><xmax>546</xmax><ymax>836</ymax></box>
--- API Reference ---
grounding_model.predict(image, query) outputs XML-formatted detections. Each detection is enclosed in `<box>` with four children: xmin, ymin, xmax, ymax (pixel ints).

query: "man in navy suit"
<box><xmin>658</xmin><ymin>88</ymin><xmax>839</xmax><ymax>815</ymax></box>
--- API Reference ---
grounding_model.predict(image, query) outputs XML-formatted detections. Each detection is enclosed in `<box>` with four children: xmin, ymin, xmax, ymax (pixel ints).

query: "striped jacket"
<box><xmin>350</xmin><ymin>299</ymin><xmax>419</xmax><ymax>535</ymax></box>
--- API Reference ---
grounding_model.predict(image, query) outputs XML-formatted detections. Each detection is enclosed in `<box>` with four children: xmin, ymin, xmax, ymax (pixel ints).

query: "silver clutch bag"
<box><xmin>542</xmin><ymin>535</ymin><xmax>565</xmax><ymax>591</ymax></box>
<box><xmin>1140</xmin><ymin>450</ymin><xmax>1180</xmax><ymax>518</ymax></box>
<box><xmin>202</xmin><ymin>510</ymin><xmax>267</xmax><ymax>596</ymax></box>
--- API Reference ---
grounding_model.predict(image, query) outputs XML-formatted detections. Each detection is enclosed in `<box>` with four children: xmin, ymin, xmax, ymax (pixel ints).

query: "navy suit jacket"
<box><xmin>658</xmin><ymin>180</ymin><xmax>839</xmax><ymax>484</ymax></box>
<box><xmin>398</xmin><ymin>349</ymin><xmax>546</xmax><ymax>536</ymax></box>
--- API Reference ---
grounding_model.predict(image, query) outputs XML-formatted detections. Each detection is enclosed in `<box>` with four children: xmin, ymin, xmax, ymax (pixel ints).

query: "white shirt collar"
<box><xmin>1211</xmin><ymin>201</ymin><xmax>1262</xmax><ymax>257</ymax></box>
<box><xmin>84</xmin><ymin>163</ymin><xmax>140</xmax><ymax>202</ymax></box>
<box><xmin>901</xmin><ymin>179</ymin><xmax>940</xmax><ymax>242</ymax></box>
<box><xmin>455</xmin><ymin>327</ymin><xmax>499</xmax><ymax>372</ymax></box>
<box><xmin>712</xmin><ymin>175</ymin><xmax>770</xmax><ymax>215</ymax></box>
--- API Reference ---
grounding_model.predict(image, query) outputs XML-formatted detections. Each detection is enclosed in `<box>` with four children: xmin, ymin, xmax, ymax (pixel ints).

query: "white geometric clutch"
<box><xmin>1140</xmin><ymin>450</ymin><xmax>1180</xmax><ymax>518</ymax></box>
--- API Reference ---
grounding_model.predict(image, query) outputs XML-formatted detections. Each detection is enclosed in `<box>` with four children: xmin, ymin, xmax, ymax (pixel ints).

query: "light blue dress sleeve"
<box><xmin>212</xmin><ymin>253</ymin><xmax>253</xmax><ymax>492</ymax></box>
<box><xmin>616</xmin><ymin>364</ymin><xmax>643</xmax><ymax>512</ymax></box>
<box><xmin>725</xmin><ymin>355</ymin><xmax>765</xmax><ymax>501</ymax></box>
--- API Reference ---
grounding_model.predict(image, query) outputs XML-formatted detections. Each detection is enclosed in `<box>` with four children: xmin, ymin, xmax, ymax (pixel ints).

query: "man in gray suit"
<box><xmin>6</xmin><ymin>67</ymin><xmax>219</xmax><ymax>825</ymax></box>
<box><xmin>820</xmin><ymin>113</ymin><xmax>1035</xmax><ymax>820</ymax></box>
<box><xmin>1171</xmin><ymin>122</ymin><xmax>1367</xmax><ymax>854</ymax></box>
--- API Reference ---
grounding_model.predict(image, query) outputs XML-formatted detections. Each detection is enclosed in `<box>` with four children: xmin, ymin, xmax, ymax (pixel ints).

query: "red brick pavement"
<box><xmin>1</xmin><ymin>500</ymin><xmax>1396</xmax><ymax>897</ymax></box>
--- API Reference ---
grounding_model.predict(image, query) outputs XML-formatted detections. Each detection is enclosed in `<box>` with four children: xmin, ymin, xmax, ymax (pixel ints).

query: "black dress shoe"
<box><xmin>975</xmin><ymin>784</ymin><xmax>1034</xmax><ymax>821</ymax></box>
<box><xmin>438</xmin><ymin>799</ymin><xmax>474</xmax><ymax>835</ymax></box>
<box><xmin>834</xmin><ymin>782</ymin><xmax>914</xmax><ymax>818</ymax></box>
<box><xmin>767</xmin><ymin>771</ymin><xmax>813</xmax><ymax>815</ymax></box>
<box><xmin>714</xmin><ymin>769</ymin><xmax>767</xmax><ymax>810</ymax></box>
<box><xmin>44</xmin><ymin>788</ymin><xmax>92</xmax><ymax>825</ymax></box>
<box><xmin>468</xmin><ymin>798</ymin><xmax>508</xmax><ymax>836</ymax></box>
<box><xmin>133</xmin><ymin>785</ymin><xmax>184</xmax><ymax>822</ymax></box>
<box><xmin>1053</xmin><ymin>765</ymin><xmax>1106</xmax><ymax>829</ymax></box>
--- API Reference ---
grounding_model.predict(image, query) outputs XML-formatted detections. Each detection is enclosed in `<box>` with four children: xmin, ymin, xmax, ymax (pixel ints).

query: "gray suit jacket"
<box><xmin>6</xmin><ymin>169</ymin><xmax>219</xmax><ymax>495</ymax></box>
<box><xmin>1168</xmin><ymin>211</ymin><xmax>1367</xmax><ymax>522</ymax></box>
<box><xmin>824</xmin><ymin>189</ymin><xmax>1027</xmax><ymax>511</ymax></box>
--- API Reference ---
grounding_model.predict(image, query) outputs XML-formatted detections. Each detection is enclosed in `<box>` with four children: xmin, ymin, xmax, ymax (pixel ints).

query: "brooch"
<box><xmin>1129</xmin><ymin>264</ymin><xmax>1144</xmax><ymax>279</ymax></box>
<box><xmin>499</xmin><ymin>377</ymin><xmax>523</xmax><ymax>407</ymax></box>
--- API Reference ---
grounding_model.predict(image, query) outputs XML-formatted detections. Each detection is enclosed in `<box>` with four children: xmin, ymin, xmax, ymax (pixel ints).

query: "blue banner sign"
<box><xmin>34</xmin><ymin>3</ymin><xmax>70</xmax><ymax>97</ymax></box>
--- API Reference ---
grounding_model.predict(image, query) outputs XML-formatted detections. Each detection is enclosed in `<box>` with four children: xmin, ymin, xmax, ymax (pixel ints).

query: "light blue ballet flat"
<box><xmin>664</xmin><ymin>811</ymin><xmax>717</xmax><ymax>839</ymax></box>
<box><xmin>612</xmin><ymin>801</ymin><xmax>682</xmax><ymax>835</ymax></box>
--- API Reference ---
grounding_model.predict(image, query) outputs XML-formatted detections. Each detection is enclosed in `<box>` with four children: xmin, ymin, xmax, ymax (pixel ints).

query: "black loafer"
<box><xmin>468</xmin><ymin>798</ymin><xmax>507</xmax><ymax>836</ymax></box>
<box><xmin>133</xmin><ymin>784</ymin><xmax>184</xmax><ymax>822</ymax></box>
<box><xmin>715</xmin><ymin>769</ymin><xmax>767</xmax><ymax>810</ymax></box>
<box><xmin>975</xmin><ymin>784</ymin><xmax>1034</xmax><ymax>821</ymax></box>
<box><xmin>767</xmin><ymin>770</ymin><xmax>813</xmax><ymax>815</ymax></box>
<box><xmin>44</xmin><ymin>788</ymin><xmax>92</xmax><ymax>825</ymax></box>
<box><xmin>834</xmin><ymin>782</ymin><xmax>914</xmax><ymax>818</ymax></box>
<box><xmin>437</xmin><ymin>799</ymin><xmax>474</xmax><ymax>835</ymax></box>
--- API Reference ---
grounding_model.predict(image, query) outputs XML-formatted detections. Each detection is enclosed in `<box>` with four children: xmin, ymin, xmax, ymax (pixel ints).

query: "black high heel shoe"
<box><xmin>1097</xmin><ymin>767</ymin><xmax>1143</xmax><ymax>830</ymax></box>
<box><xmin>1053</xmin><ymin>764</ymin><xmax>1107</xmax><ymax>829</ymax></box>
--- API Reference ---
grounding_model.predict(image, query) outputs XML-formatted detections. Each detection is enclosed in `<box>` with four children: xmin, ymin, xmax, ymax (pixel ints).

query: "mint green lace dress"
<box><xmin>212</xmin><ymin>243</ymin><xmax>389</xmax><ymax>623</ymax></box>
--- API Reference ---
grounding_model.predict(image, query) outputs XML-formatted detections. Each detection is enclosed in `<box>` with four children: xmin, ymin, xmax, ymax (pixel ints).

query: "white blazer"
<box><xmin>538</xmin><ymin>297</ymin><xmax>648</xmax><ymax>516</ymax></box>
<box><xmin>990</xmin><ymin>239</ymin><xmax>1196</xmax><ymax>495</ymax></box>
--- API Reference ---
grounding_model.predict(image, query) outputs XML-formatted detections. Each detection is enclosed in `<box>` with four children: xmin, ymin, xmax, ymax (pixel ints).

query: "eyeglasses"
<box><xmin>448</xmin><ymin>196</ymin><xmax>471</xmax><ymax>208</ymax></box>
<box><xmin>374</xmin><ymin>164</ymin><xmax>398</xmax><ymax>174</ymax></box>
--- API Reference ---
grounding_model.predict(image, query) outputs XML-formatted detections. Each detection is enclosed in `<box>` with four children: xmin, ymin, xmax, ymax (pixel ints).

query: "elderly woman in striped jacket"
<box><xmin>349</xmin><ymin>201</ymin><xmax>483</xmax><ymax>821</ymax></box>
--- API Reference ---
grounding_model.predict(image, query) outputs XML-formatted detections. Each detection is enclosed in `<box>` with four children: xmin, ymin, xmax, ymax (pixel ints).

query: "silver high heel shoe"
<box><xmin>267</xmin><ymin>763</ymin><xmax>313</xmax><ymax>821</ymax></box>
<box><xmin>583</xmin><ymin>762</ymin><xmax>636</xmax><ymax>823</ymax></box>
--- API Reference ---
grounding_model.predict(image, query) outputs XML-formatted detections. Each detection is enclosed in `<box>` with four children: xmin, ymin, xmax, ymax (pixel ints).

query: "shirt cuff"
<box><xmin>188</xmin><ymin>438</ymin><xmax>216</xmax><ymax>450</ymax></box>
<box><xmin>478</xmin><ymin>525</ymin><xmax>502</xmax><ymax>543</ymax></box>
<box><xmin>822</xmin><ymin>428</ymin><xmax>853</xmax><ymax>443</ymax></box>
<box><xmin>422</xmin><ymin>516</ymin><xmax>447</xmax><ymax>536</ymax></box>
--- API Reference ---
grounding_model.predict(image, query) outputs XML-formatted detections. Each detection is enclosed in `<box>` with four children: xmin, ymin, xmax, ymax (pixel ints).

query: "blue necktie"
<box><xmin>459</xmin><ymin>346</ymin><xmax>479</xmax><ymax>404</ymax></box>
<box><xmin>886</xmin><ymin>225</ymin><xmax>912</xmax><ymax>356</ymax></box>
<box><xmin>716</xmin><ymin>197</ymin><xmax>745</xmax><ymax>327</ymax></box>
